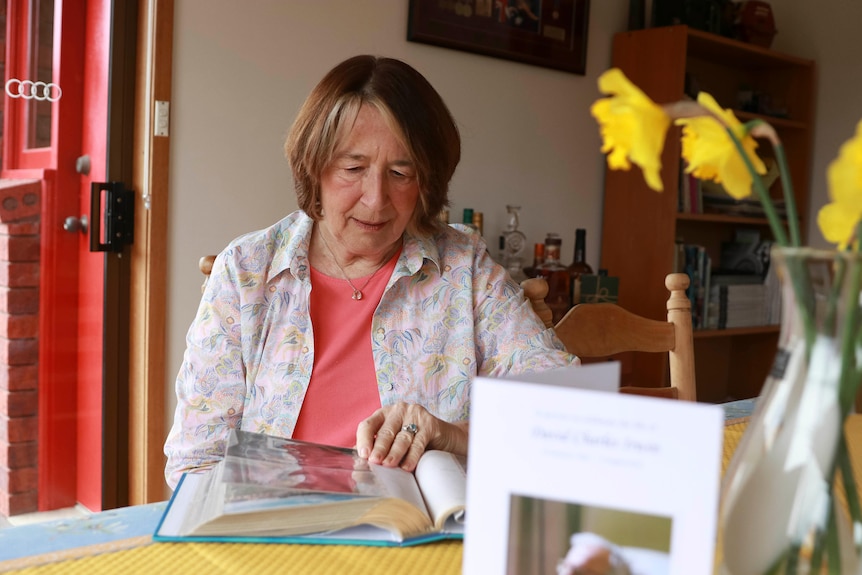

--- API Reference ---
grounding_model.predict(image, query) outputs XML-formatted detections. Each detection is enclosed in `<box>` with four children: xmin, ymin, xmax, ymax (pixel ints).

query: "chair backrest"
<box><xmin>199</xmin><ymin>255</ymin><xmax>216</xmax><ymax>292</ymax></box>
<box><xmin>521</xmin><ymin>273</ymin><xmax>696</xmax><ymax>401</ymax></box>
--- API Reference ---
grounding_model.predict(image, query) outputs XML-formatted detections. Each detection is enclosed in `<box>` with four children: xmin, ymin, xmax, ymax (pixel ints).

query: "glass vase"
<box><xmin>718</xmin><ymin>247</ymin><xmax>862</xmax><ymax>575</ymax></box>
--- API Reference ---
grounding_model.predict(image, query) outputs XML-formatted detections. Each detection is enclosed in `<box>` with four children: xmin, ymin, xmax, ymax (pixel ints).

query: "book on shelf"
<box><xmin>706</xmin><ymin>261</ymin><xmax>781</xmax><ymax>330</ymax></box>
<box><xmin>711</xmin><ymin>283</ymin><xmax>767</xmax><ymax>329</ymax></box>
<box><xmin>678</xmin><ymin>162</ymin><xmax>689</xmax><ymax>213</ymax></box>
<box><xmin>153</xmin><ymin>429</ymin><xmax>466</xmax><ymax>547</ymax></box>
<box><xmin>678</xmin><ymin>243</ymin><xmax>711</xmax><ymax>330</ymax></box>
<box><xmin>703</xmin><ymin>197</ymin><xmax>788</xmax><ymax>219</ymax></box>
<box><xmin>676</xmin><ymin>237</ymin><xmax>782</xmax><ymax>330</ymax></box>
<box><xmin>689</xmin><ymin>172</ymin><xmax>702</xmax><ymax>214</ymax></box>
<box><xmin>720</xmin><ymin>240</ymin><xmax>773</xmax><ymax>277</ymax></box>
<box><xmin>678</xmin><ymin>163</ymin><xmax>703</xmax><ymax>214</ymax></box>
<box><xmin>699</xmin><ymin>158</ymin><xmax>783</xmax><ymax>219</ymax></box>
<box><xmin>709</xmin><ymin>271</ymin><xmax>765</xmax><ymax>285</ymax></box>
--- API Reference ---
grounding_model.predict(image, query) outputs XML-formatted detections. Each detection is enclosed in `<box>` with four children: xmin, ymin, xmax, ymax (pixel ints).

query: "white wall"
<box><xmin>768</xmin><ymin>0</ymin><xmax>862</xmax><ymax>248</ymax></box>
<box><xmin>167</xmin><ymin>1</ymin><xmax>862</xmax><ymax>418</ymax></box>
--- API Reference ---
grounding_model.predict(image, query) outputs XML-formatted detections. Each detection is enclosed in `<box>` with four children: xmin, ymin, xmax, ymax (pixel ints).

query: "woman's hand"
<box><xmin>355</xmin><ymin>402</ymin><xmax>468</xmax><ymax>472</ymax></box>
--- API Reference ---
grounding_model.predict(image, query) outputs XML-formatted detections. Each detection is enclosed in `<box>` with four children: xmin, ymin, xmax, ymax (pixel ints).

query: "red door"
<box><xmin>3</xmin><ymin>0</ymin><xmax>132</xmax><ymax>512</ymax></box>
<box><xmin>76</xmin><ymin>0</ymin><xmax>109</xmax><ymax>512</ymax></box>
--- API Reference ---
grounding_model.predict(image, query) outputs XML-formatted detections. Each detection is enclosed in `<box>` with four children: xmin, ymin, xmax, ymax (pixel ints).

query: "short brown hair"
<box><xmin>285</xmin><ymin>55</ymin><xmax>460</xmax><ymax>235</ymax></box>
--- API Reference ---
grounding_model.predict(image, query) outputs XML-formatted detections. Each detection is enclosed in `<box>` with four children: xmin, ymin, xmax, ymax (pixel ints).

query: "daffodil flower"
<box><xmin>675</xmin><ymin>92</ymin><xmax>767</xmax><ymax>200</ymax></box>
<box><xmin>817</xmin><ymin>119</ymin><xmax>862</xmax><ymax>250</ymax></box>
<box><xmin>590</xmin><ymin>68</ymin><xmax>670</xmax><ymax>192</ymax></box>
<box><xmin>591</xmin><ymin>65</ymin><xmax>862</xmax><ymax>571</ymax></box>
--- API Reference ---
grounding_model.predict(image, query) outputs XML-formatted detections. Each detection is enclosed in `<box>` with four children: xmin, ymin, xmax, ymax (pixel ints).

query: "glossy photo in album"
<box><xmin>154</xmin><ymin>429</ymin><xmax>466</xmax><ymax>546</ymax></box>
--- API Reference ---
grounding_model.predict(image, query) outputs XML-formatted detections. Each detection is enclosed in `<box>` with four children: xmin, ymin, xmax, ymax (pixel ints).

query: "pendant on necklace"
<box><xmin>352</xmin><ymin>290</ymin><xmax>363</xmax><ymax>301</ymax></box>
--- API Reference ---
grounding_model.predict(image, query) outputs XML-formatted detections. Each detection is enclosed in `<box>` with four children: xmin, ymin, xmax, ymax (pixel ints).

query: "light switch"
<box><xmin>155</xmin><ymin>100</ymin><xmax>170</xmax><ymax>137</ymax></box>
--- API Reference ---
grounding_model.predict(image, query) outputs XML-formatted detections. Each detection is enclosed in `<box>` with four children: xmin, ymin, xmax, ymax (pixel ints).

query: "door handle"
<box><xmin>63</xmin><ymin>215</ymin><xmax>88</xmax><ymax>234</ymax></box>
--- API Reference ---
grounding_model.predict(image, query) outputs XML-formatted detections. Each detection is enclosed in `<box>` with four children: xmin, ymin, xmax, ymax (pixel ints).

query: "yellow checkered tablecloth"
<box><xmin>0</xmin><ymin>420</ymin><xmax>787</xmax><ymax>575</ymax></box>
<box><xmin>4</xmin><ymin>539</ymin><xmax>465</xmax><ymax>575</ymax></box>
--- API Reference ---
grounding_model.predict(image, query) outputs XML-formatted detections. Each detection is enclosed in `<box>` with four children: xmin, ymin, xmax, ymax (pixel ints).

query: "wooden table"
<box><xmin>0</xmin><ymin>513</ymin><xmax>463</xmax><ymax>574</ymax></box>
<box><xmin>4</xmin><ymin>406</ymin><xmax>824</xmax><ymax>575</ymax></box>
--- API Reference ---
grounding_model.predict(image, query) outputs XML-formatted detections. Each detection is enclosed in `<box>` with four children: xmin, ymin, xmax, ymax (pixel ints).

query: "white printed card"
<box><xmin>463</xmin><ymin>363</ymin><xmax>724</xmax><ymax>575</ymax></box>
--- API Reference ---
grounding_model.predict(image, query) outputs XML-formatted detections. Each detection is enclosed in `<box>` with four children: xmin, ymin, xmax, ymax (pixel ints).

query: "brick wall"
<box><xmin>0</xmin><ymin>179</ymin><xmax>41</xmax><ymax>516</ymax></box>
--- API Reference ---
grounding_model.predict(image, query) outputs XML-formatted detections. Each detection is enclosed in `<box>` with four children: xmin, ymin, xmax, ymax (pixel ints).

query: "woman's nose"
<box><xmin>361</xmin><ymin>171</ymin><xmax>389</xmax><ymax>207</ymax></box>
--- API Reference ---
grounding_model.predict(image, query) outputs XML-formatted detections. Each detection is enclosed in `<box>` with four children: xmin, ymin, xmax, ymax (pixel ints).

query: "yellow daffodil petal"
<box><xmin>817</xmin><ymin>202</ymin><xmax>861</xmax><ymax>250</ymax></box>
<box><xmin>591</xmin><ymin>68</ymin><xmax>670</xmax><ymax>192</ymax></box>
<box><xmin>821</xmin><ymin>120</ymin><xmax>862</xmax><ymax>247</ymax></box>
<box><xmin>826</xmin><ymin>120</ymin><xmax>862</xmax><ymax>207</ymax></box>
<box><xmin>675</xmin><ymin>92</ymin><xmax>767</xmax><ymax>200</ymax></box>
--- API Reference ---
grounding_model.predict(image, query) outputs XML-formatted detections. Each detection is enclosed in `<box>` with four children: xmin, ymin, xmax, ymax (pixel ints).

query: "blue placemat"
<box><xmin>721</xmin><ymin>397</ymin><xmax>756</xmax><ymax>421</ymax></box>
<box><xmin>0</xmin><ymin>501</ymin><xmax>166</xmax><ymax>562</ymax></box>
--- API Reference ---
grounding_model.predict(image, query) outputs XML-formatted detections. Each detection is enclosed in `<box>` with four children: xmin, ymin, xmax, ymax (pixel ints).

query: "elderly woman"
<box><xmin>164</xmin><ymin>55</ymin><xmax>576</xmax><ymax>489</ymax></box>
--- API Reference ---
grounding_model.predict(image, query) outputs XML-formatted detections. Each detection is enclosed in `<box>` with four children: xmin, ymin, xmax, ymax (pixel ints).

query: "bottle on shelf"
<box><xmin>472</xmin><ymin>211</ymin><xmax>484</xmax><ymax>236</ymax></box>
<box><xmin>462</xmin><ymin>208</ymin><xmax>476</xmax><ymax>231</ymax></box>
<box><xmin>523</xmin><ymin>243</ymin><xmax>545</xmax><ymax>279</ymax></box>
<box><xmin>506</xmin><ymin>259</ymin><xmax>527</xmax><ymax>283</ymax></box>
<box><xmin>536</xmin><ymin>233</ymin><xmax>571</xmax><ymax>325</ymax></box>
<box><xmin>567</xmin><ymin>228</ymin><xmax>594</xmax><ymax>306</ymax></box>
<box><xmin>500</xmin><ymin>205</ymin><xmax>527</xmax><ymax>283</ymax></box>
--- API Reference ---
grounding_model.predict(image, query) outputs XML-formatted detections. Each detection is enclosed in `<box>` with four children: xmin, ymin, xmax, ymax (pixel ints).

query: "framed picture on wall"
<box><xmin>407</xmin><ymin>0</ymin><xmax>591</xmax><ymax>75</ymax></box>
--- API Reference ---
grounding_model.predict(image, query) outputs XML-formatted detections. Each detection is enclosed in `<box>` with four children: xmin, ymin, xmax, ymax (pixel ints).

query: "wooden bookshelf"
<box><xmin>598</xmin><ymin>25</ymin><xmax>815</xmax><ymax>402</ymax></box>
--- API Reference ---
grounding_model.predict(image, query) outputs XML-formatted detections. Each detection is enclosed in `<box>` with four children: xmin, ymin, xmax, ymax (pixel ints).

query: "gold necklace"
<box><xmin>318</xmin><ymin>230</ymin><xmax>390</xmax><ymax>301</ymax></box>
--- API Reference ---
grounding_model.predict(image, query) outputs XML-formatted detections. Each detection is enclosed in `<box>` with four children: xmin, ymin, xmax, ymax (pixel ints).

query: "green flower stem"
<box><xmin>766</xmin><ymin>555</ymin><xmax>785</xmax><ymax>575</ymax></box>
<box><xmin>773</xmin><ymin>142</ymin><xmax>801</xmax><ymax>248</ymax></box>
<box><xmin>726</xmin><ymin>126</ymin><xmax>789</xmax><ymax>247</ymax></box>
<box><xmin>826</xmin><ymin>495</ymin><xmax>841</xmax><ymax>575</ymax></box>
<box><xmin>839</xmin><ymin>432</ymin><xmax>862</xmax><ymax>547</ymax></box>
<box><xmin>851</xmin><ymin>221</ymin><xmax>862</xmax><ymax>406</ymax></box>
<box><xmin>837</xmin><ymin>234</ymin><xmax>862</xmax><ymax>564</ymax></box>
<box><xmin>788</xmin><ymin>539</ymin><xmax>803</xmax><ymax>574</ymax></box>
<box><xmin>838</xmin><ymin>258</ymin><xmax>862</xmax><ymax>412</ymax></box>
<box><xmin>808</xmin><ymin>524</ymin><xmax>824</xmax><ymax>573</ymax></box>
<box><xmin>822</xmin><ymin>258</ymin><xmax>845</xmax><ymax>336</ymax></box>
<box><xmin>727</xmin><ymin>125</ymin><xmax>821</xmax><ymax>357</ymax></box>
<box><xmin>785</xmin><ymin>254</ymin><xmax>817</xmax><ymax>356</ymax></box>
<box><xmin>815</xmin><ymin>251</ymin><xmax>862</xmax><ymax>570</ymax></box>
<box><xmin>810</xmin><ymin>453</ymin><xmax>842</xmax><ymax>574</ymax></box>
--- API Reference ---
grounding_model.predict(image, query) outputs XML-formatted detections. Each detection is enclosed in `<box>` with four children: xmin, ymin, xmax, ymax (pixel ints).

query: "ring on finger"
<box><xmin>401</xmin><ymin>423</ymin><xmax>418</xmax><ymax>436</ymax></box>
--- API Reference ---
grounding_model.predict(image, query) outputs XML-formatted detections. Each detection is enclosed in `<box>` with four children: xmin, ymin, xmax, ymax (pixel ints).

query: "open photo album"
<box><xmin>153</xmin><ymin>428</ymin><xmax>466</xmax><ymax>546</ymax></box>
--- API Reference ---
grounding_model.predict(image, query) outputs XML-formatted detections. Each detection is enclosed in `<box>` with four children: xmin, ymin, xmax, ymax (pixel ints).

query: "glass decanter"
<box><xmin>502</xmin><ymin>205</ymin><xmax>527</xmax><ymax>283</ymax></box>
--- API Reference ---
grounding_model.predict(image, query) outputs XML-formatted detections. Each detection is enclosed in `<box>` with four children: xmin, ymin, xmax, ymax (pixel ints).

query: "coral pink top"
<box><xmin>292</xmin><ymin>248</ymin><xmax>401</xmax><ymax>448</ymax></box>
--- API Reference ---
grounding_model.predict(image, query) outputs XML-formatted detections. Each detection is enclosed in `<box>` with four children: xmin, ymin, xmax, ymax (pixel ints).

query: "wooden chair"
<box><xmin>199</xmin><ymin>255</ymin><xmax>216</xmax><ymax>292</ymax></box>
<box><xmin>521</xmin><ymin>273</ymin><xmax>696</xmax><ymax>401</ymax></box>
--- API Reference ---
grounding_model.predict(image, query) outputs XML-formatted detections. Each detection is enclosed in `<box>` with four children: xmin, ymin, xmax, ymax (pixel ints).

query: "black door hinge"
<box><xmin>90</xmin><ymin>182</ymin><xmax>134</xmax><ymax>253</ymax></box>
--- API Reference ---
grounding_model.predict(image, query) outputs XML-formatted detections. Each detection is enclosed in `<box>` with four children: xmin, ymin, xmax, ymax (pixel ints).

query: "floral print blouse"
<box><xmin>164</xmin><ymin>210</ymin><xmax>576</xmax><ymax>488</ymax></box>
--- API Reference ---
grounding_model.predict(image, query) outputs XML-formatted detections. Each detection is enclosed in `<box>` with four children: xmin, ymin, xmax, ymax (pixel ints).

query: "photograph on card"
<box><xmin>506</xmin><ymin>493</ymin><xmax>671</xmax><ymax>575</ymax></box>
